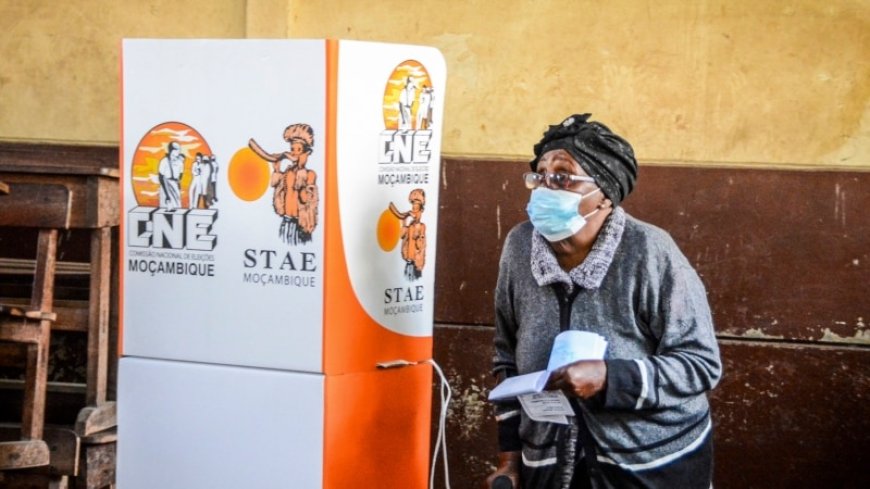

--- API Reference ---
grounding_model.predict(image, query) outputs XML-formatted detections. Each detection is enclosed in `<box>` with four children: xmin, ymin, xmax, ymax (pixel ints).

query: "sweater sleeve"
<box><xmin>604</xmin><ymin>242</ymin><xmax>722</xmax><ymax>411</ymax></box>
<box><xmin>492</xmin><ymin>231</ymin><xmax>522</xmax><ymax>451</ymax></box>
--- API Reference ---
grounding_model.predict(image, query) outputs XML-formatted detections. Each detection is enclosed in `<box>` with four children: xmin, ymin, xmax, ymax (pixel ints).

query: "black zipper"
<box><xmin>551</xmin><ymin>283</ymin><xmax>601</xmax><ymax>480</ymax></box>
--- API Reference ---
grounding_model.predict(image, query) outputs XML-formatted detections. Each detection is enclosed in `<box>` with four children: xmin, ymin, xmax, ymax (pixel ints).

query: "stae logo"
<box><xmin>227</xmin><ymin>123</ymin><xmax>321</xmax><ymax>289</ymax></box>
<box><xmin>233</xmin><ymin>123</ymin><xmax>319</xmax><ymax>246</ymax></box>
<box><xmin>379</xmin><ymin>189</ymin><xmax>427</xmax><ymax>281</ymax></box>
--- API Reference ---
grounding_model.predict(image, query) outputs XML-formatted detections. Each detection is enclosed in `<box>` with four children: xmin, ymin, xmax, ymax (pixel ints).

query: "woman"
<box><xmin>487</xmin><ymin>114</ymin><xmax>721</xmax><ymax>489</ymax></box>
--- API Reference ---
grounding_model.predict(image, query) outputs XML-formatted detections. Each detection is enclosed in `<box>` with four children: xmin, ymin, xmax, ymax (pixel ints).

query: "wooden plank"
<box><xmin>86</xmin><ymin>227</ymin><xmax>111</xmax><ymax>406</ymax></box>
<box><xmin>75</xmin><ymin>403</ymin><xmax>116</xmax><ymax>437</ymax></box>
<box><xmin>0</xmin><ymin>380</ymin><xmax>87</xmax><ymax>395</ymax></box>
<box><xmin>19</xmin><ymin>229</ymin><xmax>57</xmax><ymax>440</ymax></box>
<box><xmin>0</xmin><ymin>258</ymin><xmax>91</xmax><ymax>276</ymax></box>
<box><xmin>0</xmin><ymin>174</ymin><xmax>94</xmax><ymax>229</ymax></box>
<box><xmin>42</xmin><ymin>427</ymin><xmax>80</xmax><ymax>477</ymax></box>
<box><xmin>0</xmin><ymin>142</ymin><xmax>119</xmax><ymax>178</ymax></box>
<box><xmin>0</xmin><ymin>473</ymin><xmax>70</xmax><ymax>489</ymax></box>
<box><xmin>48</xmin><ymin>476</ymin><xmax>70</xmax><ymax>489</ymax></box>
<box><xmin>0</xmin><ymin>343</ymin><xmax>25</xmax><ymax>365</ymax></box>
<box><xmin>0</xmin><ymin>383</ymin><xmax>87</xmax><ymax>427</ymax></box>
<box><xmin>0</xmin><ymin>425</ymin><xmax>81</xmax><ymax>477</ymax></box>
<box><xmin>88</xmin><ymin>176</ymin><xmax>120</xmax><ymax>229</ymax></box>
<box><xmin>0</xmin><ymin>473</ymin><xmax>68</xmax><ymax>489</ymax></box>
<box><xmin>0</xmin><ymin>172</ymin><xmax>117</xmax><ymax>229</ymax></box>
<box><xmin>0</xmin><ymin>182</ymin><xmax>71</xmax><ymax>228</ymax></box>
<box><xmin>0</xmin><ymin>439</ymin><xmax>50</xmax><ymax>469</ymax></box>
<box><xmin>0</xmin><ymin>320</ymin><xmax>44</xmax><ymax>343</ymax></box>
<box><xmin>0</xmin><ymin>298</ymin><xmax>88</xmax><ymax>333</ymax></box>
<box><xmin>80</xmin><ymin>428</ymin><xmax>116</xmax><ymax>445</ymax></box>
<box><xmin>0</xmin><ymin>425</ymin><xmax>82</xmax><ymax>477</ymax></box>
<box><xmin>78</xmin><ymin>440</ymin><xmax>115</xmax><ymax>489</ymax></box>
<box><xmin>0</xmin><ymin>305</ymin><xmax>57</xmax><ymax>321</ymax></box>
<box><xmin>0</xmin><ymin>228</ymin><xmax>93</xmax><ymax>263</ymax></box>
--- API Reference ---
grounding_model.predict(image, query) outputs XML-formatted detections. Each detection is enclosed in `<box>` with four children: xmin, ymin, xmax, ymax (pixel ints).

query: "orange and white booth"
<box><xmin>118</xmin><ymin>39</ymin><xmax>446</xmax><ymax>488</ymax></box>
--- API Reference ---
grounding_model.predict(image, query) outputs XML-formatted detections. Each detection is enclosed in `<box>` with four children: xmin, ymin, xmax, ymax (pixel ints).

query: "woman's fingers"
<box><xmin>544</xmin><ymin>360</ymin><xmax>607</xmax><ymax>399</ymax></box>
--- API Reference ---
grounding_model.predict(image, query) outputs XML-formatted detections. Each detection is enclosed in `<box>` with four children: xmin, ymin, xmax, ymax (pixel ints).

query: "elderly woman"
<box><xmin>487</xmin><ymin>114</ymin><xmax>722</xmax><ymax>489</ymax></box>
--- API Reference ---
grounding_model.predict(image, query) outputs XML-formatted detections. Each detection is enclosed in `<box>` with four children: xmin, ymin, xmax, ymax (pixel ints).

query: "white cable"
<box><xmin>426</xmin><ymin>359</ymin><xmax>452</xmax><ymax>489</ymax></box>
<box><xmin>375</xmin><ymin>358</ymin><xmax>452</xmax><ymax>489</ymax></box>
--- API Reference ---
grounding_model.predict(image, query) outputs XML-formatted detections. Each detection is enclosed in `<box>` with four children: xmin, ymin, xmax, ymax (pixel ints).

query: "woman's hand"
<box><xmin>545</xmin><ymin>359</ymin><xmax>607</xmax><ymax>399</ymax></box>
<box><xmin>484</xmin><ymin>451</ymin><xmax>521</xmax><ymax>489</ymax></box>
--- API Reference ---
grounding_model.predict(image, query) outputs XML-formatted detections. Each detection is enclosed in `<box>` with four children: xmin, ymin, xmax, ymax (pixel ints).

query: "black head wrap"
<box><xmin>529</xmin><ymin>113</ymin><xmax>638</xmax><ymax>206</ymax></box>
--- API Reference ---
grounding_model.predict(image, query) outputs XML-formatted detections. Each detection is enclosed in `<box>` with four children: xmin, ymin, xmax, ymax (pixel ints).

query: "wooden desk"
<box><xmin>0</xmin><ymin>143</ymin><xmax>119</xmax><ymax>437</ymax></box>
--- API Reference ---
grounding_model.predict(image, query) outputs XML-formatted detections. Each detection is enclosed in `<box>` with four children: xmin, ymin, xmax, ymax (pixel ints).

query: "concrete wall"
<box><xmin>1</xmin><ymin>0</ymin><xmax>867</xmax><ymax>168</ymax></box>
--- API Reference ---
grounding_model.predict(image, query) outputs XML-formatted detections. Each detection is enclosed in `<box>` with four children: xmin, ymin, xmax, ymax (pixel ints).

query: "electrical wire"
<box><xmin>427</xmin><ymin>359</ymin><xmax>452</xmax><ymax>489</ymax></box>
<box><xmin>375</xmin><ymin>358</ymin><xmax>452</xmax><ymax>489</ymax></box>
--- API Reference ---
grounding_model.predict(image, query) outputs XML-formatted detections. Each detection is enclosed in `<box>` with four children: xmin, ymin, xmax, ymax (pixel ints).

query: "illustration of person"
<box><xmin>398</xmin><ymin>76</ymin><xmax>416</xmax><ymax>131</ymax></box>
<box><xmin>389</xmin><ymin>188</ymin><xmax>427</xmax><ymax>280</ymax></box>
<box><xmin>207</xmin><ymin>155</ymin><xmax>219</xmax><ymax>205</ymax></box>
<box><xmin>416</xmin><ymin>85</ymin><xmax>434</xmax><ymax>130</ymax></box>
<box><xmin>157</xmin><ymin>141</ymin><xmax>184</xmax><ymax>210</ymax></box>
<box><xmin>190</xmin><ymin>152</ymin><xmax>212</xmax><ymax>209</ymax></box>
<box><xmin>248</xmin><ymin>123</ymin><xmax>318</xmax><ymax>245</ymax></box>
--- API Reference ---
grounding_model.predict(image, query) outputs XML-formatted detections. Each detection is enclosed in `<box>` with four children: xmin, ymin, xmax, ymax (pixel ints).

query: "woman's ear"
<box><xmin>598</xmin><ymin>198</ymin><xmax>613</xmax><ymax>210</ymax></box>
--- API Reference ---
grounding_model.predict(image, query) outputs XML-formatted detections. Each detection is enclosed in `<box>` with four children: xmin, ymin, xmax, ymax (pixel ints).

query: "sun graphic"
<box><xmin>228</xmin><ymin>147</ymin><xmax>271</xmax><ymax>202</ymax></box>
<box><xmin>382</xmin><ymin>60</ymin><xmax>432</xmax><ymax>130</ymax></box>
<box><xmin>377</xmin><ymin>208</ymin><xmax>402</xmax><ymax>252</ymax></box>
<box><xmin>130</xmin><ymin>122</ymin><xmax>211</xmax><ymax>207</ymax></box>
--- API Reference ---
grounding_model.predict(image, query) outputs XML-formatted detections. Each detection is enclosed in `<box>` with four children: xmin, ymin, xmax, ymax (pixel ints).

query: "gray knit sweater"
<box><xmin>493</xmin><ymin>209</ymin><xmax>722</xmax><ymax>478</ymax></box>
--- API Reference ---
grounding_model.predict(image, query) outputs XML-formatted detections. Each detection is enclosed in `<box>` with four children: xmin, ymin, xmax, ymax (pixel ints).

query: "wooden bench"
<box><xmin>0</xmin><ymin>144</ymin><xmax>119</xmax><ymax>486</ymax></box>
<box><xmin>0</xmin><ymin>180</ymin><xmax>67</xmax><ymax>470</ymax></box>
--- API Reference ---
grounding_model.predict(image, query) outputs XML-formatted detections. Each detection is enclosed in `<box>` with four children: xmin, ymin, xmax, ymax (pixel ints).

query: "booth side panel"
<box><xmin>120</xmin><ymin>39</ymin><xmax>327</xmax><ymax>373</ymax></box>
<box><xmin>323</xmin><ymin>363</ymin><xmax>433</xmax><ymax>488</ymax></box>
<box><xmin>323</xmin><ymin>40</ymin><xmax>446</xmax><ymax>375</ymax></box>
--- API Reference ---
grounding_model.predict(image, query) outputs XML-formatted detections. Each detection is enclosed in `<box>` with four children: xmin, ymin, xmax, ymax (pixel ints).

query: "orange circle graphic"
<box><xmin>377</xmin><ymin>208</ymin><xmax>402</xmax><ymax>252</ymax></box>
<box><xmin>130</xmin><ymin>122</ymin><xmax>212</xmax><ymax>207</ymax></box>
<box><xmin>382</xmin><ymin>60</ymin><xmax>433</xmax><ymax>130</ymax></box>
<box><xmin>228</xmin><ymin>147</ymin><xmax>271</xmax><ymax>202</ymax></box>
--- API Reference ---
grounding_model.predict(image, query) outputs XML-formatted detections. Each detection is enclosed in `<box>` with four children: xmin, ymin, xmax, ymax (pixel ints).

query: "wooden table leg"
<box><xmin>21</xmin><ymin>229</ymin><xmax>57</xmax><ymax>441</ymax></box>
<box><xmin>77</xmin><ymin>227</ymin><xmax>116</xmax><ymax>436</ymax></box>
<box><xmin>87</xmin><ymin>227</ymin><xmax>111</xmax><ymax>407</ymax></box>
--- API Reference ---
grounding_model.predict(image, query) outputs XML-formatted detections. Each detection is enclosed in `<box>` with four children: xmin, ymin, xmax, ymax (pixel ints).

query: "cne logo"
<box><xmin>128</xmin><ymin>122</ymin><xmax>219</xmax><ymax>252</ymax></box>
<box><xmin>378</xmin><ymin>60</ymin><xmax>435</xmax><ymax>166</ymax></box>
<box><xmin>375</xmin><ymin>60</ymin><xmax>437</xmax><ymax>282</ymax></box>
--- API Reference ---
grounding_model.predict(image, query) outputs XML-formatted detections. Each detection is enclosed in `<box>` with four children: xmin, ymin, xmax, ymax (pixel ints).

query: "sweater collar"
<box><xmin>530</xmin><ymin>206</ymin><xmax>626</xmax><ymax>291</ymax></box>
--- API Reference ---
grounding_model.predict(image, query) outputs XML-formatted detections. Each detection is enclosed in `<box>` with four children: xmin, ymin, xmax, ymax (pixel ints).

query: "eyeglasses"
<box><xmin>523</xmin><ymin>172</ymin><xmax>596</xmax><ymax>190</ymax></box>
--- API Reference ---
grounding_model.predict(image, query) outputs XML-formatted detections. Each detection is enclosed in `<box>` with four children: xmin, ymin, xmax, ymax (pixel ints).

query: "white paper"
<box><xmin>487</xmin><ymin>370</ymin><xmax>548</xmax><ymax>401</ymax></box>
<box><xmin>547</xmin><ymin>330</ymin><xmax>608</xmax><ymax>371</ymax></box>
<box><xmin>517</xmin><ymin>391</ymin><xmax>573</xmax><ymax>424</ymax></box>
<box><xmin>488</xmin><ymin>330</ymin><xmax>607</xmax><ymax>402</ymax></box>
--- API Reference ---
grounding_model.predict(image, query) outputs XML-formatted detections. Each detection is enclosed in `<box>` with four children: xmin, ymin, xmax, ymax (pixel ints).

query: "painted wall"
<box><xmin>1</xmin><ymin>0</ymin><xmax>867</xmax><ymax>168</ymax></box>
<box><xmin>0</xmin><ymin>0</ymin><xmax>247</xmax><ymax>145</ymax></box>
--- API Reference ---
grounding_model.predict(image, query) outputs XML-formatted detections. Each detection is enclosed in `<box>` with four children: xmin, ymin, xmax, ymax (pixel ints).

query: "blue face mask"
<box><xmin>526</xmin><ymin>187</ymin><xmax>601</xmax><ymax>242</ymax></box>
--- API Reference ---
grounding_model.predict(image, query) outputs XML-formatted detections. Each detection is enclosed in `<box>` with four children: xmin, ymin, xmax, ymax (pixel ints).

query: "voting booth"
<box><xmin>118</xmin><ymin>39</ymin><xmax>446</xmax><ymax>488</ymax></box>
